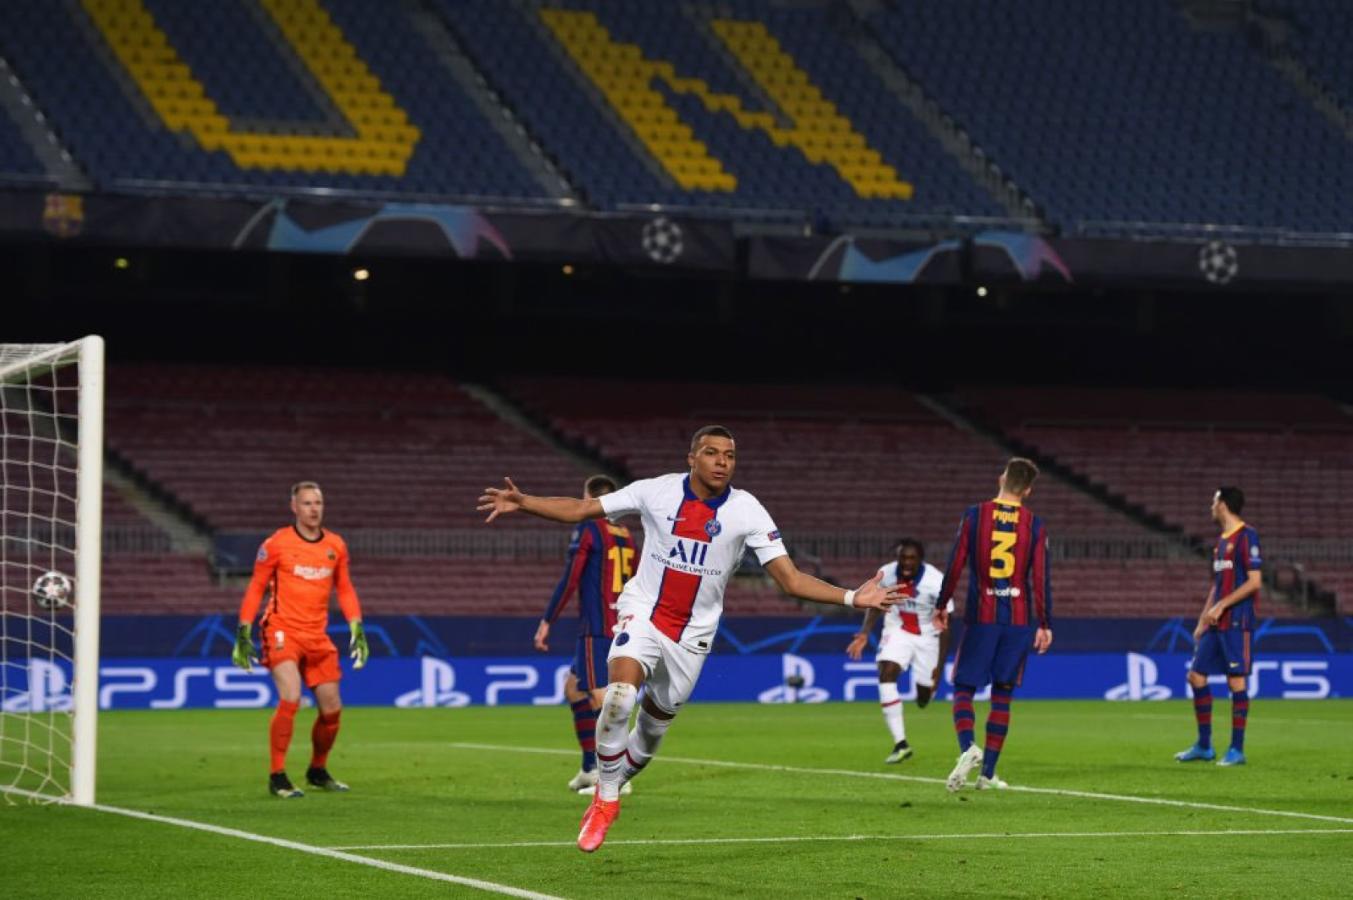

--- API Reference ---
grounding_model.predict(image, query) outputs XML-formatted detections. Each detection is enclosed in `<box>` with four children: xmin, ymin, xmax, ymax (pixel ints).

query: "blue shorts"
<box><xmin>572</xmin><ymin>634</ymin><xmax>611</xmax><ymax>693</ymax></box>
<box><xmin>952</xmin><ymin>623</ymin><xmax>1035</xmax><ymax>689</ymax></box>
<box><xmin>1190</xmin><ymin>629</ymin><xmax>1252</xmax><ymax>677</ymax></box>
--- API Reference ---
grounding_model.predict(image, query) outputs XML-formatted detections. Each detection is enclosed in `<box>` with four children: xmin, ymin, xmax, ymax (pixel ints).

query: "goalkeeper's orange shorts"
<box><xmin>261</xmin><ymin>626</ymin><xmax>342</xmax><ymax>688</ymax></box>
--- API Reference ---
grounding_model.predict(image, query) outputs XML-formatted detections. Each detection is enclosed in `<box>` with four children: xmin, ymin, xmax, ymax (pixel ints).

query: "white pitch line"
<box><xmin>0</xmin><ymin>784</ymin><xmax>562</xmax><ymax>900</ymax></box>
<box><xmin>450</xmin><ymin>741</ymin><xmax>1353</xmax><ymax>826</ymax></box>
<box><xmin>334</xmin><ymin>827</ymin><xmax>1353</xmax><ymax>852</ymax></box>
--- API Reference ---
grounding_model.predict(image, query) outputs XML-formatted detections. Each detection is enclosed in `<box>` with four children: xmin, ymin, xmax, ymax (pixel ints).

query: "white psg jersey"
<box><xmin>599</xmin><ymin>473</ymin><xmax>787</xmax><ymax>653</ymax></box>
<box><xmin>879</xmin><ymin>561</ymin><xmax>950</xmax><ymax>638</ymax></box>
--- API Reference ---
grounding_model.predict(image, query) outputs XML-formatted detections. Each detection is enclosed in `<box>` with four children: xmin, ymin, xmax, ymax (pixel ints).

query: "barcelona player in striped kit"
<box><xmin>936</xmin><ymin>458</ymin><xmax>1053</xmax><ymax>792</ymax></box>
<box><xmin>1176</xmin><ymin>486</ymin><xmax>1261</xmax><ymax>767</ymax></box>
<box><xmin>534</xmin><ymin>475</ymin><xmax>636</xmax><ymax>794</ymax></box>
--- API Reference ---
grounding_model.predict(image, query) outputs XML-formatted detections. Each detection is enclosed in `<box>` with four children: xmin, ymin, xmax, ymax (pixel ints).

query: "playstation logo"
<box><xmin>1104</xmin><ymin>652</ymin><xmax>1172</xmax><ymax>701</ymax></box>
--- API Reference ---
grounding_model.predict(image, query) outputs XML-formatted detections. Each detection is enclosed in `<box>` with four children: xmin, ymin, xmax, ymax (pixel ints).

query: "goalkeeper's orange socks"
<box><xmin>269</xmin><ymin>699</ymin><xmax>300</xmax><ymax>773</ymax></box>
<box><xmin>310</xmin><ymin>710</ymin><xmax>341</xmax><ymax>769</ymax></box>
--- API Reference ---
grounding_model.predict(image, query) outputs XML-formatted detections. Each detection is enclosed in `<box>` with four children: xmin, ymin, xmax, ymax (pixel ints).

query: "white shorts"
<box><xmin>876</xmin><ymin>625</ymin><xmax>942</xmax><ymax>687</ymax></box>
<box><xmin>608</xmin><ymin>614</ymin><xmax>706</xmax><ymax>715</ymax></box>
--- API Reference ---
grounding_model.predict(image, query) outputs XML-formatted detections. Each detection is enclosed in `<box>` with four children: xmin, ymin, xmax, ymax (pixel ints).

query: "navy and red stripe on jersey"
<box><xmin>542</xmin><ymin>518</ymin><xmax>635</xmax><ymax>637</ymax></box>
<box><xmin>939</xmin><ymin>499</ymin><xmax>1052</xmax><ymax>629</ymax></box>
<box><xmin>1211</xmin><ymin>523</ymin><xmax>1262</xmax><ymax>631</ymax></box>
<box><xmin>651</xmin><ymin>480</ymin><xmax>729</xmax><ymax>642</ymax></box>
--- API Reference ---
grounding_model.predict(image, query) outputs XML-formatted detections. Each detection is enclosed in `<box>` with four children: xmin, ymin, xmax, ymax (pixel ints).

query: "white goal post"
<box><xmin>0</xmin><ymin>336</ymin><xmax>103</xmax><ymax>805</ymax></box>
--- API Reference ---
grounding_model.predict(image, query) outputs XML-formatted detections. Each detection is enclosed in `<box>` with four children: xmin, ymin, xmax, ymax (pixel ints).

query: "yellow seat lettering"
<box><xmin>541</xmin><ymin>9</ymin><xmax>912</xmax><ymax>199</ymax></box>
<box><xmin>82</xmin><ymin>0</ymin><xmax>419</xmax><ymax>175</ymax></box>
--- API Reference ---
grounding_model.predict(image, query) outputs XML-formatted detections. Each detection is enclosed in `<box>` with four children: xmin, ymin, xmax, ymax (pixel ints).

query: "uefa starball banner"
<box><xmin>4</xmin><ymin>651</ymin><xmax>1348</xmax><ymax>711</ymax></box>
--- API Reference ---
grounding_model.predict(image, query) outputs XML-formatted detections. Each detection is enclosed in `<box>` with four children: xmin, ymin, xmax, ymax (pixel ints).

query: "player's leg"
<box><xmin>266</xmin><ymin>658</ymin><xmax>304</xmax><ymax>798</ymax></box>
<box><xmin>305</xmin><ymin>638</ymin><xmax>349</xmax><ymax>791</ymax></box>
<box><xmin>1177</xmin><ymin>633</ymin><xmax>1223</xmax><ymax>761</ymax></box>
<box><xmin>619</xmin><ymin>630</ymin><xmax>702</xmax><ymax>791</ymax></box>
<box><xmin>1218</xmin><ymin>632</ymin><xmax>1251</xmax><ymax>766</ymax></box>
<box><xmin>566</xmin><ymin>637</ymin><xmax>602</xmax><ymax>791</ymax></box>
<box><xmin>579</xmin><ymin>643</ymin><xmax>648</xmax><ymax>852</ymax></box>
<box><xmin>978</xmin><ymin>680</ymin><xmax>1014</xmax><ymax>787</ymax></box>
<box><xmin>976</xmin><ymin>625</ymin><xmax>1033</xmax><ymax>787</ymax></box>
<box><xmin>912</xmin><ymin>633</ymin><xmax>941</xmax><ymax>710</ymax></box>
<box><xmin>877</xmin><ymin>660</ymin><xmax>911</xmax><ymax>763</ymax></box>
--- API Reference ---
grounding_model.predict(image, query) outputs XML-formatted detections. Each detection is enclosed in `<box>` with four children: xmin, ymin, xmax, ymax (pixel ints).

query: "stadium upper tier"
<box><xmin>868</xmin><ymin>0</ymin><xmax>1353</xmax><ymax>234</ymax></box>
<box><xmin>1</xmin><ymin>0</ymin><xmax>1348</xmax><ymax>232</ymax></box>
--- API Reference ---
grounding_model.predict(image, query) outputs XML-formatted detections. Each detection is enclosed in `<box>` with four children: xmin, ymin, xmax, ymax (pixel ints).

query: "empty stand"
<box><xmin>106</xmin><ymin>364</ymin><xmax>589</xmax><ymax>530</ymax></box>
<box><xmin>0</xmin><ymin>0</ymin><xmax>546</xmax><ymax>197</ymax></box>
<box><xmin>959</xmin><ymin>386</ymin><xmax>1353</xmax><ymax>612</ymax></box>
<box><xmin>441</xmin><ymin>0</ymin><xmax>1002</xmax><ymax>224</ymax></box>
<box><xmin>871</xmin><ymin>0</ymin><xmax>1353</xmax><ymax>233</ymax></box>
<box><xmin>0</xmin><ymin>105</ymin><xmax>44</xmax><ymax>180</ymax></box>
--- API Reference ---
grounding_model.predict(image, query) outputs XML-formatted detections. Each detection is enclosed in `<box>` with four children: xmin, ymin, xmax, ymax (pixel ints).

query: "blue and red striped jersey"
<box><xmin>1211</xmin><ymin>523</ymin><xmax>1262</xmax><ymax>631</ymax></box>
<box><xmin>542</xmin><ymin>518</ymin><xmax>635</xmax><ymax>637</ymax></box>
<box><xmin>940</xmin><ymin>499</ymin><xmax>1052</xmax><ymax>628</ymax></box>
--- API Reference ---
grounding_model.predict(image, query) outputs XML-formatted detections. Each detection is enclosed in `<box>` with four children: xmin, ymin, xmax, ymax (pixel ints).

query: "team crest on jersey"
<box><xmin>327</xmin><ymin>550</ymin><xmax>337</xmax><ymax>561</ymax></box>
<box><xmin>704</xmin><ymin>519</ymin><xmax>722</xmax><ymax>538</ymax></box>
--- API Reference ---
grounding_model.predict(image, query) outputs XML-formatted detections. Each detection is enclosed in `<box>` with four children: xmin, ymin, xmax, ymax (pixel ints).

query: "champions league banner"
<box><xmin>6</xmin><ymin>187</ymin><xmax>1353</xmax><ymax>288</ymax></box>
<box><xmin>3</xmin><ymin>651</ymin><xmax>1348</xmax><ymax>711</ymax></box>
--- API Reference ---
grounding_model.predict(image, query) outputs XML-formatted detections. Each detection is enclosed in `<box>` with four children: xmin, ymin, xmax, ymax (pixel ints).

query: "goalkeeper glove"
<box><xmin>349</xmin><ymin>620</ymin><xmax>369</xmax><ymax>670</ymax></box>
<box><xmin>232</xmin><ymin>623</ymin><xmax>254</xmax><ymax>672</ymax></box>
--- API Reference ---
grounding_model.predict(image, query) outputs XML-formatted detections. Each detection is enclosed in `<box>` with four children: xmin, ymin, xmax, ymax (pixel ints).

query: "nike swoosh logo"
<box><xmin>666</xmin><ymin>516</ymin><xmax>685</xmax><ymax>521</ymax></box>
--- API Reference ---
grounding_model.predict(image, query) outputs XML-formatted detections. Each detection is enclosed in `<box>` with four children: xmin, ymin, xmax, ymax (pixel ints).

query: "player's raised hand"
<box><xmin>349</xmin><ymin>620</ymin><xmax>369</xmax><ymax>670</ymax></box>
<box><xmin>845</xmin><ymin>632</ymin><xmax>869</xmax><ymax>660</ymax></box>
<box><xmin>231</xmin><ymin>623</ymin><xmax>254</xmax><ymax>672</ymax></box>
<box><xmin>1034</xmin><ymin>627</ymin><xmax>1053</xmax><ymax>654</ymax></box>
<box><xmin>533</xmin><ymin>619</ymin><xmax>551</xmax><ymax>653</ymax></box>
<box><xmin>478</xmin><ymin>477</ymin><xmax>524</xmax><ymax>523</ymax></box>
<box><xmin>851</xmin><ymin>571</ymin><xmax>895</xmax><ymax>610</ymax></box>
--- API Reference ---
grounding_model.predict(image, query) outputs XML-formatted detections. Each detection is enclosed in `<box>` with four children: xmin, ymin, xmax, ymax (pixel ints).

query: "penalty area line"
<box><xmin>449</xmin><ymin>741</ymin><xmax>1353</xmax><ymax>826</ymax></box>
<box><xmin>0</xmin><ymin>784</ymin><xmax>562</xmax><ymax>900</ymax></box>
<box><xmin>334</xmin><ymin>826</ymin><xmax>1353</xmax><ymax>852</ymax></box>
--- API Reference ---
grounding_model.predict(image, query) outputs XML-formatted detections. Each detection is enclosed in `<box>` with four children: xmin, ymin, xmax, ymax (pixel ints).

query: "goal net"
<box><xmin>0</xmin><ymin>338</ymin><xmax>103</xmax><ymax>805</ymax></box>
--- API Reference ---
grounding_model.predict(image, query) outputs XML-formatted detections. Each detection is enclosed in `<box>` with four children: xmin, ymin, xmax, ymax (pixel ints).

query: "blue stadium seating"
<box><xmin>870</xmin><ymin>0</ymin><xmax>1353</xmax><ymax>233</ymax></box>
<box><xmin>0</xmin><ymin>0</ymin><xmax>545</xmax><ymax>198</ymax></box>
<box><xmin>439</xmin><ymin>0</ymin><xmax>1004</xmax><ymax>225</ymax></box>
<box><xmin>1281</xmin><ymin>1</ymin><xmax>1353</xmax><ymax>112</ymax></box>
<box><xmin>0</xmin><ymin>106</ymin><xmax>44</xmax><ymax>179</ymax></box>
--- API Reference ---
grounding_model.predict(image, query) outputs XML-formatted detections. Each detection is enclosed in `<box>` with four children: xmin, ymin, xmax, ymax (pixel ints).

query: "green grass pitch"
<box><xmin>3</xmin><ymin>700</ymin><xmax>1351</xmax><ymax>898</ymax></box>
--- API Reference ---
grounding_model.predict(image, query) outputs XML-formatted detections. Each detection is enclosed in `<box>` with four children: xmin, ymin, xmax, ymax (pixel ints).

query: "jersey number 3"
<box><xmin>989</xmin><ymin>531</ymin><xmax>1017</xmax><ymax>578</ymax></box>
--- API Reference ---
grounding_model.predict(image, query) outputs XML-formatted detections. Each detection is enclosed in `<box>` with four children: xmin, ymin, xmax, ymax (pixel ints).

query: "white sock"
<box><xmin>596</xmin><ymin>683</ymin><xmax>637</xmax><ymax>801</ymax></box>
<box><xmin>879</xmin><ymin>681</ymin><xmax>906</xmax><ymax>744</ymax></box>
<box><xmin>622</xmin><ymin>708</ymin><xmax>673</xmax><ymax>784</ymax></box>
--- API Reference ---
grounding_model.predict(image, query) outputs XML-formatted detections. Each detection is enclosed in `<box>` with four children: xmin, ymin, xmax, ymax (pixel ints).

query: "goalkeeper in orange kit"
<box><xmin>233</xmin><ymin>481</ymin><xmax>369</xmax><ymax>798</ymax></box>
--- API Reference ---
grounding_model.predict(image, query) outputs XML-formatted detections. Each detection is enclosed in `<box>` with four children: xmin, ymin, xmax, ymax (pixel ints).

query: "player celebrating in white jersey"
<box><xmin>846</xmin><ymin>538</ymin><xmax>952</xmax><ymax>764</ymax></box>
<box><xmin>479</xmin><ymin>425</ymin><xmax>897</xmax><ymax>853</ymax></box>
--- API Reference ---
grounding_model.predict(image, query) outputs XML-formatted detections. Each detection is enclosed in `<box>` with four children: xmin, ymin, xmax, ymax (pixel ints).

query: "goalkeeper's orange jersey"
<box><xmin>238</xmin><ymin>526</ymin><xmax>362</xmax><ymax>636</ymax></box>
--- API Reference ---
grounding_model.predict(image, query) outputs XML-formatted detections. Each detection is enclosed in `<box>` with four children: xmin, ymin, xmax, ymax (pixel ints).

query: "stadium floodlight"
<box><xmin>0</xmin><ymin>337</ymin><xmax>103</xmax><ymax>806</ymax></box>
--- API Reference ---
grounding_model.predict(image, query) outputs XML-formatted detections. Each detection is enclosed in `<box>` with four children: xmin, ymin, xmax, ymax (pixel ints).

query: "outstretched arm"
<box><xmin>764</xmin><ymin>557</ymin><xmax>895</xmax><ymax>610</ymax></box>
<box><xmin>478</xmin><ymin>477</ymin><xmax>604</xmax><ymax>524</ymax></box>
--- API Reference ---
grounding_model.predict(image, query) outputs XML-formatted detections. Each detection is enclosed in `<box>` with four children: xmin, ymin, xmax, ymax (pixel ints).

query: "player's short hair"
<box><xmin>690</xmin><ymin>424</ymin><xmax>735</xmax><ymax>450</ymax></box>
<box><xmin>1002</xmin><ymin>458</ymin><xmax>1039</xmax><ymax>494</ymax></box>
<box><xmin>290</xmin><ymin>480</ymin><xmax>322</xmax><ymax>498</ymax></box>
<box><xmin>895</xmin><ymin>537</ymin><xmax>925</xmax><ymax>559</ymax></box>
<box><xmin>584</xmin><ymin>474</ymin><xmax>618</xmax><ymax>497</ymax></box>
<box><xmin>1216</xmin><ymin>486</ymin><xmax>1245</xmax><ymax>515</ymax></box>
